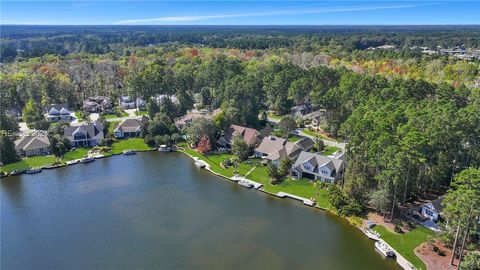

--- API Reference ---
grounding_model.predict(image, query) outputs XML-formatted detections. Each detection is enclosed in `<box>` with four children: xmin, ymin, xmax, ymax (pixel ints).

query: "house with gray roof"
<box><xmin>63</xmin><ymin>122</ymin><xmax>104</xmax><ymax>147</ymax></box>
<box><xmin>114</xmin><ymin>116</ymin><xmax>149</xmax><ymax>139</ymax></box>
<box><xmin>118</xmin><ymin>96</ymin><xmax>136</xmax><ymax>109</ymax></box>
<box><xmin>254</xmin><ymin>136</ymin><xmax>303</xmax><ymax>166</ymax></box>
<box><xmin>219</xmin><ymin>124</ymin><xmax>264</xmax><ymax>149</ymax></box>
<box><xmin>290</xmin><ymin>151</ymin><xmax>345</xmax><ymax>183</ymax></box>
<box><xmin>46</xmin><ymin>104</ymin><xmax>73</xmax><ymax>122</ymax></box>
<box><xmin>15</xmin><ymin>135</ymin><xmax>51</xmax><ymax>156</ymax></box>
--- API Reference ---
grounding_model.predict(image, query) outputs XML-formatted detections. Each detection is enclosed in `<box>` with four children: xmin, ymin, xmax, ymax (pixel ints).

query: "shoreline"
<box><xmin>1</xmin><ymin>149</ymin><xmax>421</xmax><ymax>270</ymax></box>
<box><xmin>179</xmin><ymin>149</ymin><xmax>419</xmax><ymax>270</ymax></box>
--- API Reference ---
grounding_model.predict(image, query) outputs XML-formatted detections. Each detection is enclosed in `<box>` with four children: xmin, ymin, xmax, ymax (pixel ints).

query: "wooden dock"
<box><xmin>276</xmin><ymin>192</ymin><xmax>315</xmax><ymax>206</ymax></box>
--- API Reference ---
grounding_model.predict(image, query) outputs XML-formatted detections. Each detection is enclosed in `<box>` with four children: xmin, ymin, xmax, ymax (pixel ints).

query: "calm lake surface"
<box><xmin>1</xmin><ymin>152</ymin><xmax>399</xmax><ymax>269</ymax></box>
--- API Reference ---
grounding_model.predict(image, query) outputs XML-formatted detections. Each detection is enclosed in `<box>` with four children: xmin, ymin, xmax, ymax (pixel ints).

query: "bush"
<box><xmin>437</xmin><ymin>250</ymin><xmax>446</xmax><ymax>256</ymax></box>
<box><xmin>100</xmin><ymin>138</ymin><xmax>114</xmax><ymax>146</ymax></box>
<box><xmin>394</xmin><ymin>224</ymin><xmax>403</xmax><ymax>233</ymax></box>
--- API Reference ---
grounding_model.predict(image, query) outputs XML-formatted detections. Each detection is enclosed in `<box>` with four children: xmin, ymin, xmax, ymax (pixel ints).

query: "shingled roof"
<box><xmin>15</xmin><ymin>135</ymin><xmax>51</xmax><ymax>151</ymax></box>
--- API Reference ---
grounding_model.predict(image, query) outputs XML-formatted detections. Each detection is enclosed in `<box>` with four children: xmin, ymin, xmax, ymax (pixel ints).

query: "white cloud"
<box><xmin>115</xmin><ymin>4</ymin><xmax>425</xmax><ymax>24</ymax></box>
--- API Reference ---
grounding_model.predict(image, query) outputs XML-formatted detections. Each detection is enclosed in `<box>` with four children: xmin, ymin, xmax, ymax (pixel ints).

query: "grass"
<box><xmin>109</xmin><ymin>138</ymin><xmax>153</xmax><ymax>154</ymax></box>
<box><xmin>287</xmin><ymin>134</ymin><xmax>302</xmax><ymax>142</ymax></box>
<box><xmin>320</xmin><ymin>146</ymin><xmax>340</xmax><ymax>156</ymax></box>
<box><xmin>134</xmin><ymin>111</ymin><xmax>148</xmax><ymax>116</ymax></box>
<box><xmin>267</xmin><ymin>112</ymin><xmax>282</xmax><ymax>120</ymax></box>
<box><xmin>0</xmin><ymin>155</ymin><xmax>57</xmax><ymax>172</ymax></box>
<box><xmin>107</xmin><ymin>120</ymin><xmax>121</xmax><ymax>135</ymax></box>
<box><xmin>182</xmin><ymin>149</ymin><xmax>236</xmax><ymax>177</ymax></box>
<box><xmin>63</xmin><ymin>148</ymin><xmax>91</xmax><ymax>161</ymax></box>
<box><xmin>246</xmin><ymin>165</ymin><xmax>331</xmax><ymax>209</ymax></box>
<box><xmin>103</xmin><ymin>112</ymin><xmax>128</xmax><ymax>119</ymax></box>
<box><xmin>375</xmin><ymin>225</ymin><xmax>435</xmax><ymax>270</ymax></box>
<box><xmin>302</xmin><ymin>128</ymin><xmax>337</xmax><ymax>142</ymax></box>
<box><xmin>74</xmin><ymin>111</ymin><xmax>84</xmax><ymax>122</ymax></box>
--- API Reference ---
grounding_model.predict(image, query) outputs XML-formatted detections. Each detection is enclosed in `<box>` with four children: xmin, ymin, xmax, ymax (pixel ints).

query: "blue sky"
<box><xmin>1</xmin><ymin>1</ymin><xmax>479</xmax><ymax>25</ymax></box>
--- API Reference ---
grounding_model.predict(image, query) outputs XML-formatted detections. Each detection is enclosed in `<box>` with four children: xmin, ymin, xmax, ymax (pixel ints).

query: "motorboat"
<box><xmin>9</xmin><ymin>170</ymin><xmax>25</xmax><ymax>176</ymax></box>
<box><xmin>66</xmin><ymin>160</ymin><xmax>79</xmax><ymax>165</ymax></box>
<box><xmin>375</xmin><ymin>241</ymin><xmax>395</xmax><ymax>258</ymax></box>
<box><xmin>195</xmin><ymin>160</ymin><xmax>206</xmax><ymax>168</ymax></box>
<box><xmin>80</xmin><ymin>157</ymin><xmax>95</xmax><ymax>163</ymax></box>
<box><xmin>26</xmin><ymin>167</ymin><xmax>42</xmax><ymax>174</ymax></box>
<box><xmin>158</xmin><ymin>145</ymin><xmax>172</xmax><ymax>152</ymax></box>
<box><xmin>238</xmin><ymin>179</ymin><xmax>253</xmax><ymax>188</ymax></box>
<box><xmin>123</xmin><ymin>150</ymin><xmax>136</xmax><ymax>155</ymax></box>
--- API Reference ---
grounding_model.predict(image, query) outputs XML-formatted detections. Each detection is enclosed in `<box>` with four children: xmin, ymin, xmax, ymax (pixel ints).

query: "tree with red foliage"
<box><xmin>196</xmin><ymin>136</ymin><xmax>212</xmax><ymax>154</ymax></box>
<box><xmin>190</xmin><ymin>48</ymin><xmax>198</xmax><ymax>57</ymax></box>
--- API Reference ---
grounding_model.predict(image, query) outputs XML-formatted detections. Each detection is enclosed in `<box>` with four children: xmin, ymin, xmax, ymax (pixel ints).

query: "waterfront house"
<box><xmin>118</xmin><ymin>96</ymin><xmax>136</xmax><ymax>109</ymax></box>
<box><xmin>114</xmin><ymin>116</ymin><xmax>149</xmax><ymax>139</ymax></box>
<box><xmin>254</xmin><ymin>136</ymin><xmax>303</xmax><ymax>166</ymax></box>
<box><xmin>219</xmin><ymin>124</ymin><xmax>263</xmax><ymax>149</ymax></box>
<box><xmin>63</xmin><ymin>122</ymin><xmax>104</xmax><ymax>147</ymax></box>
<box><xmin>46</xmin><ymin>104</ymin><xmax>73</xmax><ymax>122</ymax></box>
<box><xmin>14</xmin><ymin>135</ymin><xmax>51</xmax><ymax>156</ymax></box>
<box><xmin>290</xmin><ymin>151</ymin><xmax>345</xmax><ymax>183</ymax></box>
<box><xmin>420</xmin><ymin>198</ymin><xmax>444</xmax><ymax>222</ymax></box>
<box><xmin>82</xmin><ymin>96</ymin><xmax>113</xmax><ymax>113</ymax></box>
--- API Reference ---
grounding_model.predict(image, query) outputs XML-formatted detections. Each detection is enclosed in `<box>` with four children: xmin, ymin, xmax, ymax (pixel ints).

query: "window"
<box><xmin>304</xmin><ymin>165</ymin><xmax>311</xmax><ymax>170</ymax></box>
<box><xmin>321</xmin><ymin>170</ymin><xmax>328</xmax><ymax>175</ymax></box>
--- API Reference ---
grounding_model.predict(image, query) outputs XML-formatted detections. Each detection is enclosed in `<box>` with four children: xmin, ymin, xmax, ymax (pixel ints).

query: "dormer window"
<box><xmin>321</xmin><ymin>169</ymin><xmax>328</xmax><ymax>175</ymax></box>
<box><xmin>304</xmin><ymin>165</ymin><xmax>311</xmax><ymax>170</ymax></box>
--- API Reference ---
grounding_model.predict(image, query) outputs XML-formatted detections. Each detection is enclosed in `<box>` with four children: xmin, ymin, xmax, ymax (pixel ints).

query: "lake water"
<box><xmin>1</xmin><ymin>152</ymin><xmax>399</xmax><ymax>269</ymax></box>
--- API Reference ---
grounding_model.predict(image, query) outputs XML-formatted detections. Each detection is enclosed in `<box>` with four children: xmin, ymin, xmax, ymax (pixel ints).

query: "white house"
<box><xmin>46</xmin><ymin>104</ymin><xmax>73</xmax><ymax>122</ymax></box>
<box><xmin>290</xmin><ymin>151</ymin><xmax>345</xmax><ymax>183</ymax></box>
<box><xmin>63</xmin><ymin>122</ymin><xmax>104</xmax><ymax>147</ymax></box>
<box><xmin>118</xmin><ymin>96</ymin><xmax>136</xmax><ymax>109</ymax></box>
<box><xmin>420</xmin><ymin>198</ymin><xmax>443</xmax><ymax>222</ymax></box>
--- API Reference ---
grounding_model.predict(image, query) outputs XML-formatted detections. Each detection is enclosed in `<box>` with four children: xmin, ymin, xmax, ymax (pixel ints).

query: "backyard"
<box><xmin>0</xmin><ymin>155</ymin><xmax>57</xmax><ymax>172</ymax></box>
<box><xmin>375</xmin><ymin>225</ymin><xmax>435</xmax><ymax>270</ymax></box>
<box><xmin>103</xmin><ymin>112</ymin><xmax>128</xmax><ymax>119</ymax></box>
<box><xmin>320</xmin><ymin>146</ymin><xmax>340</xmax><ymax>155</ymax></box>
<box><xmin>109</xmin><ymin>138</ymin><xmax>153</xmax><ymax>154</ymax></box>
<box><xmin>181</xmin><ymin>149</ymin><xmax>331</xmax><ymax>209</ymax></box>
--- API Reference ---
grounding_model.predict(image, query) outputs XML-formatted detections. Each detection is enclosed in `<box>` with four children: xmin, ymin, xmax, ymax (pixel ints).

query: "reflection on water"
<box><xmin>1</xmin><ymin>152</ymin><xmax>399</xmax><ymax>270</ymax></box>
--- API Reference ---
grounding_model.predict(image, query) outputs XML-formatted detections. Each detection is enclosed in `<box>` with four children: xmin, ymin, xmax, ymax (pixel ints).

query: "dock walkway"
<box><xmin>275</xmin><ymin>192</ymin><xmax>315</xmax><ymax>206</ymax></box>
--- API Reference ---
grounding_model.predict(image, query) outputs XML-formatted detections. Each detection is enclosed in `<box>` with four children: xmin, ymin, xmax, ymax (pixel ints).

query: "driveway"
<box><xmin>296</xmin><ymin>129</ymin><xmax>346</xmax><ymax>150</ymax></box>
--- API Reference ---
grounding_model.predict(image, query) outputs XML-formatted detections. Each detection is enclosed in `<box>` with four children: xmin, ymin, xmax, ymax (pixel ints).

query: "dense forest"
<box><xmin>1</xmin><ymin>26</ymin><xmax>479</xmax><ymax>261</ymax></box>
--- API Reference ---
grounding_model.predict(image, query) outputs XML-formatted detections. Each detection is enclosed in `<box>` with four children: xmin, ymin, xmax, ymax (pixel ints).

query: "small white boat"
<box><xmin>375</xmin><ymin>241</ymin><xmax>395</xmax><ymax>258</ymax></box>
<box><xmin>195</xmin><ymin>160</ymin><xmax>206</xmax><ymax>168</ymax></box>
<box><xmin>158</xmin><ymin>145</ymin><xmax>172</xmax><ymax>152</ymax></box>
<box><xmin>80</xmin><ymin>157</ymin><xmax>95</xmax><ymax>163</ymax></box>
<box><xmin>123</xmin><ymin>150</ymin><xmax>136</xmax><ymax>155</ymax></box>
<box><xmin>363</xmin><ymin>228</ymin><xmax>381</xmax><ymax>241</ymax></box>
<box><xmin>66</xmin><ymin>160</ymin><xmax>79</xmax><ymax>165</ymax></box>
<box><xmin>238</xmin><ymin>180</ymin><xmax>253</xmax><ymax>188</ymax></box>
<box><xmin>26</xmin><ymin>167</ymin><xmax>42</xmax><ymax>174</ymax></box>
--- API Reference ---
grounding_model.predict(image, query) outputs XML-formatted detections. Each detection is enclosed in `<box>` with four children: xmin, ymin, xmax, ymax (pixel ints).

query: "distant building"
<box><xmin>63</xmin><ymin>122</ymin><xmax>104</xmax><ymax>147</ymax></box>
<box><xmin>14</xmin><ymin>135</ymin><xmax>51</xmax><ymax>156</ymax></box>
<box><xmin>46</xmin><ymin>104</ymin><xmax>73</xmax><ymax>122</ymax></box>
<box><xmin>136</xmin><ymin>97</ymin><xmax>146</xmax><ymax>110</ymax></box>
<box><xmin>291</xmin><ymin>102</ymin><xmax>314</xmax><ymax>117</ymax></box>
<box><xmin>114</xmin><ymin>116</ymin><xmax>149</xmax><ymax>139</ymax></box>
<box><xmin>83</xmin><ymin>96</ymin><xmax>113</xmax><ymax>113</ymax></box>
<box><xmin>154</xmin><ymin>94</ymin><xmax>179</xmax><ymax>105</ymax></box>
<box><xmin>118</xmin><ymin>96</ymin><xmax>136</xmax><ymax>109</ymax></box>
<box><xmin>420</xmin><ymin>198</ymin><xmax>444</xmax><ymax>222</ymax></box>
<box><xmin>290</xmin><ymin>151</ymin><xmax>345</xmax><ymax>184</ymax></box>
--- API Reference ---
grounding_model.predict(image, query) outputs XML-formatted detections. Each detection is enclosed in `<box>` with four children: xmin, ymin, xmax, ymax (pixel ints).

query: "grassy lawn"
<box><xmin>103</xmin><ymin>112</ymin><xmax>128</xmax><ymax>119</ymax></box>
<box><xmin>287</xmin><ymin>134</ymin><xmax>302</xmax><ymax>142</ymax></box>
<box><xmin>375</xmin><ymin>225</ymin><xmax>435</xmax><ymax>270</ymax></box>
<box><xmin>267</xmin><ymin>112</ymin><xmax>282</xmax><ymax>120</ymax></box>
<box><xmin>302</xmin><ymin>129</ymin><xmax>338</xmax><ymax>142</ymax></box>
<box><xmin>107</xmin><ymin>120</ymin><xmax>121</xmax><ymax>135</ymax></box>
<box><xmin>247</xmin><ymin>165</ymin><xmax>331</xmax><ymax>209</ymax></box>
<box><xmin>182</xmin><ymin>149</ymin><xmax>237</xmax><ymax>177</ymax></box>
<box><xmin>320</xmin><ymin>146</ymin><xmax>340</xmax><ymax>155</ymax></box>
<box><xmin>0</xmin><ymin>155</ymin><xmax>57</xmax><ymax>172</ymax></box>
<box><xmin>63</xmin><ymin>147</ymin><xmax>90</xmax><ymax>161</ymax></box>
<box><xmin>134</xmin><ymin>111</ymin><xmax>148</xmax><ymax>116</ymax></box>
<box><xmin>110</xmin><ymin>138</ymin><xmax>153</xmax><ymax>154</ymax></box>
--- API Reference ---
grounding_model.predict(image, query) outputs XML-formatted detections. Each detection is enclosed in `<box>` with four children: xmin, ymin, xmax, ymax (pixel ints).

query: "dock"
<box><xmin>275</xmin><ymin>192</ymin><xmax>315</xmax><ymax>206</ymax></box>
<box><xmin>231</xmin><ymin>176</ymin><xmax>263</xmax><ymax>189</ymax></box>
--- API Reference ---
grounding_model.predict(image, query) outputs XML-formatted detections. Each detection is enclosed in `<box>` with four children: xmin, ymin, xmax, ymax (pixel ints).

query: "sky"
<box><xmin>1</xmin><ymin>1</ymin><xmax>479</xmax><ymax>25</ymax></box>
